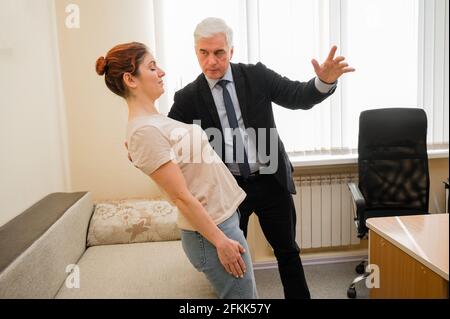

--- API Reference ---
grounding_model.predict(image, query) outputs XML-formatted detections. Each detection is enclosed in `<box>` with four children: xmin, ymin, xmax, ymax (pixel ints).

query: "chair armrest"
<box><xmin>347</xmin><ymin>182</ymin><xmax>366</xmax><ymax>218</ymax></box>
<box><xmin>348</xmin><ymin>183</ymin><xmax>368</xmax><ymax>238</ymax></box>
<box><xmin>444</xmin><ymin>179</ymin><xmax>449</xmax><ymax>214</ymax></box>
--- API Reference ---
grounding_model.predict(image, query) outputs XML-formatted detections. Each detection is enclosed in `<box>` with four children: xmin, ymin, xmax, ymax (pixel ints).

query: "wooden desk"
<box><xmin>367</xmin><ymin>214</ymin><xmax>449</xmax><ymax>299</ymax></box>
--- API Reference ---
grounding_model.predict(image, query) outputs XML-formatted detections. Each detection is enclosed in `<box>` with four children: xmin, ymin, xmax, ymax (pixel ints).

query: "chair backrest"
<box><xmin>358</xmin><ymin>108</ymin><xmax>430</xmax><ymax>212</ymax></box>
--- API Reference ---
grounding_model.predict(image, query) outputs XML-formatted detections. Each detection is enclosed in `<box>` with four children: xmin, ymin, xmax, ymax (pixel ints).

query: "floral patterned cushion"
<box><xmin>86</xmin><ymin>199</ymin><xmax>181</xmax><ymax>247</ymax></box>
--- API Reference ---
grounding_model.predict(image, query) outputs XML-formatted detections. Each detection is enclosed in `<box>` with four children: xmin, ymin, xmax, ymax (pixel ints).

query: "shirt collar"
<box><xmin>205</xmin><ymin>64</ymin><xmax>234</xmax><ymax>90</ymax></box>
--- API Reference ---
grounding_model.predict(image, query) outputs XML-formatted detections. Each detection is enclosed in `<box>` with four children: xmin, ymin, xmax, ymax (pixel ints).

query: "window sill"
<box><xmin>289</xmin><ymin>149</ymin><xmax>449</xmax><ymax>168</ymax></box>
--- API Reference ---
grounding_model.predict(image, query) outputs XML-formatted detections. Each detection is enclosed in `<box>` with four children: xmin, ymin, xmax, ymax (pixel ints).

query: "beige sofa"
<box><xmin>0</xmin><ymin>192</ymin><xmax>216</xmax><ymax>298</ymax></box>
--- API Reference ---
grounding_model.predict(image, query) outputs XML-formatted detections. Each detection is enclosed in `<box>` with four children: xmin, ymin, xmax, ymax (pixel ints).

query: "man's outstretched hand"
<box><xmin>311</xmin><ymin>45</ymin><xmax>355</xmax><ymax>84</ymax></box>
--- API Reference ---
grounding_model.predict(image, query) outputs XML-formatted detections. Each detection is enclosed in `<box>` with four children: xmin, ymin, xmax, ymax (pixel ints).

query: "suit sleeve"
<box><xmin>168</xmin><ymin>91</ymin><xmax>189</xmax><ymax>123</ymax></box>
<box><xmin>258</xmin><ymin>62</ymin><xmax>335</xmax><ymax>110</ymax></box>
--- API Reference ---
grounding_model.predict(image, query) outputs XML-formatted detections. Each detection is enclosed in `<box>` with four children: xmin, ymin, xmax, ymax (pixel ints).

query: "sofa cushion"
<box><xmin>55</xmin><ymin>241</ymin><xmax>216</xmax><ymax>299</ymax></box>
<box><xmin>87</xmin><ymin>199</ymin><xmax>181</xmax><ymax>247</ymax></box>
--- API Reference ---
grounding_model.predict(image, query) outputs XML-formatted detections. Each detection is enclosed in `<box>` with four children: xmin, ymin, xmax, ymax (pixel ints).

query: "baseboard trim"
<box><xmin>253</xmin><ymin>250</ymin><xmax>368</xmax><ymax>270</ymax></box>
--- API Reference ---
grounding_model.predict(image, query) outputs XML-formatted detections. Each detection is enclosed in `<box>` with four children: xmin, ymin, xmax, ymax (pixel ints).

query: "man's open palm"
<box><xmin>311</xmin><ymin>45</ymin><xmax>355</xmax><ymax>84</ymax></box>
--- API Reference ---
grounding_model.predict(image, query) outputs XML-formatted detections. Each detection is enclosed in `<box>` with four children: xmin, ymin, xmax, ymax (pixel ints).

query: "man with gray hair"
<box><xmin>168</xmin><ymin>17</ymin><xmax>354</xmax><ymax>299</ymax></box>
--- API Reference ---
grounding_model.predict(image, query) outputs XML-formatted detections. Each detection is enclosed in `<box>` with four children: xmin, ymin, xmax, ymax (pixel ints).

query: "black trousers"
<box><xmin>235</xmin><ymin>174</ymin><xmax>311</xmax><ymax>299</ymax></box>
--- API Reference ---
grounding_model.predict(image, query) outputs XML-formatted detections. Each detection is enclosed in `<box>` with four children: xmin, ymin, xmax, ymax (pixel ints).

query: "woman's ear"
<box><xmin>123</xmin><ymin>73</ymin><xmax>138</xmax><ymax>90</ymax></box>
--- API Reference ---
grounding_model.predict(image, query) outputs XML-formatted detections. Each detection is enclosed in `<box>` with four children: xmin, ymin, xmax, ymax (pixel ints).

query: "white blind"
<box><xmin>155</xmin><ymin>0</ymin><xmax>449</xmax><ymax>156</ymax></box>
<box><xmin>257</xmin><ymin>0</ymin><xmax>333</xmax><ymax>154</ymax></box>
<box><xmin>419</xmin><ymin>0</ymin><xmax>449</xmax><ymax>149</ymax></box>
<box><xmin>341</xmin><ymin>0</ymin><xmax>419</xmax><ymax>152</ymax></box>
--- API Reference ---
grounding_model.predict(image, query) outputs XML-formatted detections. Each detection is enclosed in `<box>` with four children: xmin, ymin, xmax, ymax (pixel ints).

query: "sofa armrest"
<box><xmin>0</xmin><ymin>192</ymin><xmax>93</xmax><ymax>298</ymax></box>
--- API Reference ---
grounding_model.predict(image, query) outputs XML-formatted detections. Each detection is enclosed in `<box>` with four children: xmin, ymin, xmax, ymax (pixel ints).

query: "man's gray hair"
<box><xmin>194</xmin><ymin>17</ymin><xmax>233</xmax><ymax>48</ymax></box>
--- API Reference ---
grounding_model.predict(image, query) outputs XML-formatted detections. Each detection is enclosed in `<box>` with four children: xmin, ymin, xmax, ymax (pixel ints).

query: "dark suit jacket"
<box><xmin>168</xmin><ymin>62</ymin><xmax>335</xmax><ymax>194</ymax></box>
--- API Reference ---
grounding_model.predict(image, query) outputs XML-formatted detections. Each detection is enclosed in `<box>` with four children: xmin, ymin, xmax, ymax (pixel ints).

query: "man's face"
<box><xmin>195</xmin><ymin>33</ymin><xmax>233</xmax><ymax>80</ymax></box>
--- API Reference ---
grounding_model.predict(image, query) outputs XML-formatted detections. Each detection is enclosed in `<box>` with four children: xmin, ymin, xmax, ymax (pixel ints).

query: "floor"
<box><xmin>254</xmin><ymin>261</ymin><xmax>370</xmax><ymax>299</ymax></box>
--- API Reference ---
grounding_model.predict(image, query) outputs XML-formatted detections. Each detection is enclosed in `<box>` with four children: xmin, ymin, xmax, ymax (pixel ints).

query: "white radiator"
<box><xmin>293</xmin><ymin>174</ymin><xmax>360</xmax><ymax>249</ymax></box>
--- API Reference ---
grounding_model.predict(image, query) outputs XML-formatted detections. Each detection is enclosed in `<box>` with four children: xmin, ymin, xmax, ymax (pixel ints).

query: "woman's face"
<box><xmin>134</xmin><ymin>53</ymin><xmax>165</xmax><ymax>100</ymax></box>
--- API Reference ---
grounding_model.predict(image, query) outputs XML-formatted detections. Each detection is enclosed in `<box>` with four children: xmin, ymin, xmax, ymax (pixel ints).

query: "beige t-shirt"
<box><xmin>126</xmin><ymin>114</ymin><xmax>246</xmax><ymax>231</ymax></box>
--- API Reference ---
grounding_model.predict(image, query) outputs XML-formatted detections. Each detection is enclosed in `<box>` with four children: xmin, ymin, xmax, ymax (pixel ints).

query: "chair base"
<box><xmin>347</xmin><ymin>260</ymin><xmax>369</xmax><ymax>299</ymax></box>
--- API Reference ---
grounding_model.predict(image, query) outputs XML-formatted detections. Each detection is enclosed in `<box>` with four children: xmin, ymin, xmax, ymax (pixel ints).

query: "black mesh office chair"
<box><xmin>347</xmin><ymin>108</ymin><xmax>430</xmax><ymax>299</ymax></box>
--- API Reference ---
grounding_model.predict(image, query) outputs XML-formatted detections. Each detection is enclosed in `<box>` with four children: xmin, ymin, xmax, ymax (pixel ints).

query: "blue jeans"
<box><xmin>181</xmin><ymin>211</ymin><xmax>258</xmax><ymax>299</ymax></box>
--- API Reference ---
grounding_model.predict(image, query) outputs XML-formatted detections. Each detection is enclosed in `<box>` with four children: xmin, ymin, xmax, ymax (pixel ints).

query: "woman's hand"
<box><xmin>216</xmin><ymin>237</ymin><xmax>247</xmax><ymax>278</ymax></box>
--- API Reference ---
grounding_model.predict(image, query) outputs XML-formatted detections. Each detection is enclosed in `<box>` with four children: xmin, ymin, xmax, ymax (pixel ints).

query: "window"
<box><xmin>340</xmin><ymin>0</ymin><xmax>419</xmax><ymax>152</ymax></box>
<box><xmin>154</xmin><ymin>0</ymin><xmax>449</xmax><ymax>158</ymax></box>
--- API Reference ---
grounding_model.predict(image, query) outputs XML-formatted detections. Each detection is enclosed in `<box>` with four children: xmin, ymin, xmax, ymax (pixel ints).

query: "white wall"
<box><xmin>0</xmin><ymin>0</ymin><xmax>69</xmax><ymax>226</ymax></box>
<box><xmin>54</xmin><ymin>0</ymin><xmax>163</xmax><ymax>202</ymax></box>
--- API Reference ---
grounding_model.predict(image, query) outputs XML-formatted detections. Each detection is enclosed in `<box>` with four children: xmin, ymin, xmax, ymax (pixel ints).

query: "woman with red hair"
<box><xmin>96</xmin><ymin>42</ymin><xmax>257</xmax><ymax>299</ymax></box>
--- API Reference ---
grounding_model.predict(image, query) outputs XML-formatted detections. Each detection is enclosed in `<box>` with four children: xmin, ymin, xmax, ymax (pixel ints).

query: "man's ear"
<box><xmin>123</xmin><ymin>73</ymin><xmax>137</xmax><ymax>90</ymax></box>
<box><xmin>229</xmin><ymin>46</ymin><xmax>234</xmax><ymax>60</ymax></box>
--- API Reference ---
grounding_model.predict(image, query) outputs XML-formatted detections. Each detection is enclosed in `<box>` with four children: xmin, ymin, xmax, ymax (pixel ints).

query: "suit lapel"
<box><xmin>199</xmin><ymin>75</ymin><xmax>222</xmax><ymax>130</ymax></box>
<box><xmin>231</xmin><ymin>63</ymin><xmax>249</xmax><ymax>128</ymax></box>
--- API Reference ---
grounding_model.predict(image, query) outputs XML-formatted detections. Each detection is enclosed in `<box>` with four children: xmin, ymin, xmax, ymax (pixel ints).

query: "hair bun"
<box><xmin>96</xmin><ymin>56</ymin><xmax>107</xmax><ymax>75</ymax></box>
